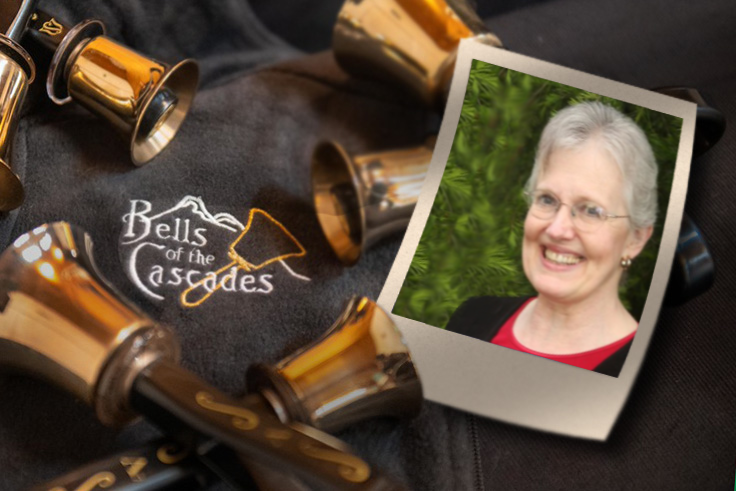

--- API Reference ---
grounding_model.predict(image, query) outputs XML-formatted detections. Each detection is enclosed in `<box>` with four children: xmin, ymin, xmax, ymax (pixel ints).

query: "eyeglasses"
<box><xmin>524</xmin><ymin>190</ymin><xmax>630</xmax><ymax>232</ymax></box>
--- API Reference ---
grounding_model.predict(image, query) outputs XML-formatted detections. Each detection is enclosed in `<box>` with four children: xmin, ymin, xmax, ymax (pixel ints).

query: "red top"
<box><xmin>491</xmin><ymin>298</ymin><xmax>637</xmax><ymax>371</ymax></box>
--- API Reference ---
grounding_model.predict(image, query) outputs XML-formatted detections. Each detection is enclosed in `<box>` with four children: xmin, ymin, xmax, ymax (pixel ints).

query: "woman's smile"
<box><xmin>542</xmin><ymin>245</ymin><xmax>584</xmax><ymax>267</ymax></box>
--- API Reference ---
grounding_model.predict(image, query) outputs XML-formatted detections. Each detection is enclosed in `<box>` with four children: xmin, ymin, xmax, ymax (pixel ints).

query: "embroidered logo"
<box><xmin>120</xmin><ymin>196</ymin><xmax>310</xmax><ymax>307</ymax></box>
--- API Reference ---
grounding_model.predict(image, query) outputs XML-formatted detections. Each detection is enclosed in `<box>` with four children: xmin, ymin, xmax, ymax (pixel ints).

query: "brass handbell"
<box><xmin>0</xmin><ymin>223</ymin><xmax>402</xmax><ymax>490</ymax></box>
<box><xmin>34</xmin><ymin>294</ymin><xmax>423</xmax><ymax>491</ymax></box>
<box><xmin>26</xmin><ymin>10</ymin><xmax>199</xmax><ymax>165</ymax></box>
<box><xmin>333</xmin><ymin>0</ymin><xmax>502</xmax><ymax>106</ymax></box>
<box><xmin>248</xmin><ymin>296</ymin><xmax>423</xmax><ymax>432</ymax></box>
<box><xmin>0</xmin><ymin>0</ymin><xmax>36</xmax><ymax>211</ymax></box>
<box><xmin>312</xmin><ymin>138</ymin><xmax>434</xmax><ymax>265</ymax></box>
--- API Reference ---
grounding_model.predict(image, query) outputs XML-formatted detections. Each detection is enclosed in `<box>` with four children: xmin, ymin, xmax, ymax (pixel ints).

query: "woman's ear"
<box><xmin>625</xmin><ymin>225</ymin><xmax>654</xmax><ymax>259</ymax></box>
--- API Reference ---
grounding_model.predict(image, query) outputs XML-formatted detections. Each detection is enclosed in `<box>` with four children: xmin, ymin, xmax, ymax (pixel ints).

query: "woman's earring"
<box><xmin>620</xmin><ymin>256</ymin><xmax>632</xmax><ymax>269</ymax></box>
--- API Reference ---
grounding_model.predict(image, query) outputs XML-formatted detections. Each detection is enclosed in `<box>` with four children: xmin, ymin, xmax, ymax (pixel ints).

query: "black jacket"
<box><xmin>445</xmin><ymin>296</ymin><xmax>632</xmax><ymax>377</ymax></box>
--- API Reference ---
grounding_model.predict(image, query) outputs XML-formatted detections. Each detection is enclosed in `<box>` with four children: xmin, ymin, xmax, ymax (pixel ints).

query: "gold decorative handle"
<box><xmin>298</xmin><ymin>441</ymin><xmax>371</xmax><ymax>483</ymax></box>
<box><xmin>195</xmin><ymin>390</ymin><xmax>260</xmax><ymax>430</ymax></box>
<box><xmin>119</xmin><ymin>457</ymin><xmax>147</xmax><ymax>482</ymax></box>
<box><xmin>155</xmin><ymin>443</ymin><xmax>190</xmax><ymax>465</ymax></box>
<box><xmin>133</xmin><ymin>360</ymin><xmax>389</xmax><ymax>489</ymax></box>
<box><xmin>193</xmin><ymin>389</ymin><xmax>374</xmax><ymax>484</ymax></box>
<box><xmin>48</xmin><ymin>472</ymin><xmax>116</xmax><ymax>491</ymax></box>
<box><xmin>35</xmin><ymin>440</ymin><xmax>201</xmax><ymax>491</ymax></box>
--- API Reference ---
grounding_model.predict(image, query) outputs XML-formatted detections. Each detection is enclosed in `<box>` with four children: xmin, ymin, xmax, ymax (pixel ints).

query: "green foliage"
<box><xmin>393</xmin><ymin>59</ymin><xmax>682</xmax><ymax>328</ymax></box>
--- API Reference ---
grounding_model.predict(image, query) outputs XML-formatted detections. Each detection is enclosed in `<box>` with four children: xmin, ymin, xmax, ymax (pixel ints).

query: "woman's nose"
<box><xmin>545</xmin><ymin>206</ymin><xmax>576</xmax><ymax>239</ymax></box>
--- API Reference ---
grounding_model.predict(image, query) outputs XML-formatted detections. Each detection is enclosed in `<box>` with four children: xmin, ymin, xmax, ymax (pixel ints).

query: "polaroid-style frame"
<box><xmin>378</xmin><ymin>40</ymin><xmax>696</xmax><ymax>440</ymax></box>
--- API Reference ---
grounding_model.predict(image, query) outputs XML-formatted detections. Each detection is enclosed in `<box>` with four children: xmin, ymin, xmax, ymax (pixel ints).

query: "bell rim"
<box><xmin>0</xmin><ymin>35</ymin><xmax>35</xmax><ymax>83</ymax></box>
<box><xmin>130</xmin><ymin>58</ymin><xmax>200</xmax><ymax>166</ymax></box>
<box><xmin>311</xmin><ymin>141</ymin><xmax>367</xmax><ymax>266</ymax></box>
<box><xmin>94</xmin><ymin>323</ymin><xmax>181</xmax><ymax>426</ymax></box>
<box><xmin>248</xmin><ymin>297</ymin><xmax>424</xmax><ymax>429</ymax></box>
<box><xmin>246</xmin><ymin>363</ymin><xmax>313</xmax><ymax>426</ymax></box>
<box><xmin>46</xmin><ymin>19</ymin><xmax>105</xmax><ymax>105</ymax></box>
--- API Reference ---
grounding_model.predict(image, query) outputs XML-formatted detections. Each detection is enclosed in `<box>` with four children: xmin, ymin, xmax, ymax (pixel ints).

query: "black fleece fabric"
<box><xmin>0</xmin><ymin>0</ymin><xmax>735</xmax><ymax>490</ymax></box>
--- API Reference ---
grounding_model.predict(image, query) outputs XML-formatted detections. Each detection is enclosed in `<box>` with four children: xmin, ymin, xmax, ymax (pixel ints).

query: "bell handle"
<box><xmin>130</xmin><ymin>359</ymin><xmax>405</xmax><ymax>491</ymax></box>
<box><xmin>28</xmin><ymin>439</ymin><xmax>209</xmax><ymax>491</ymax></box>
<box><xmin>2</xmin><ymin>0</ymin><xmax>37</xmax><ymax>41</ymax></box>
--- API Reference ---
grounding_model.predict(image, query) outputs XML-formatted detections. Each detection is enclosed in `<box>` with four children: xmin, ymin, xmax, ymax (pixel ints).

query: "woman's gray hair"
<box><xmin>524</xmin><ymin>102</ymin><xmax>658</xmax><ymax>229</ymax></box>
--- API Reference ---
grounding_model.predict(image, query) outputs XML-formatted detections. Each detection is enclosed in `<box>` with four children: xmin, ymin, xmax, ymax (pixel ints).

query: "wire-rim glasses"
<box><xmin>524</xmin><ymin>190</ymin><xmax>630</xmax><ymax>232</ymax></box>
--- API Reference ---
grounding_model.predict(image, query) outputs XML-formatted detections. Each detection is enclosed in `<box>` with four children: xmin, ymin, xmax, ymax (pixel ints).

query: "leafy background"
<box><xmin>392</xmin><ymin>59</ymin><xmax>683</xmax><ymax>329</ymax></box>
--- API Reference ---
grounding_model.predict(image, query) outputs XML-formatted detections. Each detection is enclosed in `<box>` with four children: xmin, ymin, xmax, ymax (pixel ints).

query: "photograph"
<box><xmin>391</xmin><ymin>59</ymin><xmax>683</xmax><ymax>377</ymax></box>
<box><xmin>378</xmin><ymin>40</ymin><xmax>695</xmax><ymax>439</ymax></box>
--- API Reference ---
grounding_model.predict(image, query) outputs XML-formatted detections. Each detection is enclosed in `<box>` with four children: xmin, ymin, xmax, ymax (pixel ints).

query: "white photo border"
<box><xmin>377</xmin><ymin>39</ymin><xmax>696</xmax><ymax>440</ymax></box>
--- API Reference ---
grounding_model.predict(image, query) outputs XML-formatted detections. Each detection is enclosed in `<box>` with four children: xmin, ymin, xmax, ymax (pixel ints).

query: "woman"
<box><xmin>446</xmin><ymin>101</ymin><xmax>657</xmax><ymax>377</ymax></box>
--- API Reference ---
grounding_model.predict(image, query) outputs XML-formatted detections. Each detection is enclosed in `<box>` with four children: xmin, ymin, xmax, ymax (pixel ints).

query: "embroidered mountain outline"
<box><xmin>123</xmin><ymin>196</ymin><xmax>245</xmax><ymax>240</ymax></box>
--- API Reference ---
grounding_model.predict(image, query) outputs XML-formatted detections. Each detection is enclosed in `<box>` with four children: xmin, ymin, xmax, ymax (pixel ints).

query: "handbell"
<box><xmin>333</xmin><ymin>0</ymin><xmax>502</xmax><ymax>106</ymax></box>
<box><xmin>248</xmin><ymin>296</ymin><xmax>423</xmax><ymax>432</ymax></box>
<box><xmin>26</xmin><ymin>10</ymin><xmax>199</xmax><ymax>165</ymax></box>
<box><xmin>36</xmin><ymin>294</ymin><xmax>423</xmax><ymax>491</ymax></box>
<box><xmin>312</xmin><ymin>138</ymin><xmax>434</xmax><ymax>265</ymax></box>
<box><xmin>0</xmin><ymin>0</ymin><xmax>36</xmax><ymax>211</ymax></box>
<box><xmin>1</xmin><ymin>223</ymin><xmax>401</xmax><ymax>490</ymax></box>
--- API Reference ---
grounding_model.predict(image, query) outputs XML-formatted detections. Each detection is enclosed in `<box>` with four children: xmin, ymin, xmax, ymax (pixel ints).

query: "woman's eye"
<box><xmin>536</xmin><ymin>193</ymin><xmax>557</xmax><ymax>207</ymax></box>
<box><xmin>580</xmin><ymin>204</ymin><xmax>604</xmax><ymax>219</ymax></box>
